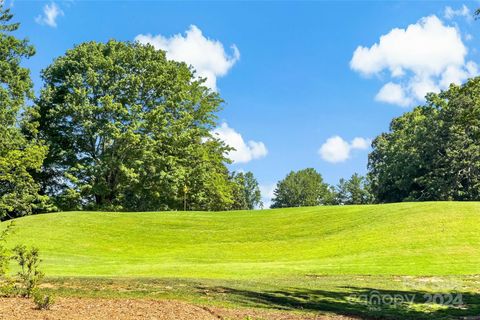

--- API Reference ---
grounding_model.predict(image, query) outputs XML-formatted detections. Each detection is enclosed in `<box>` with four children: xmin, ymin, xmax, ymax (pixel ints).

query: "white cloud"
<box><xmin>259</xmin><ymin>184</ymin><xmax>276</xmax><ymax>209</ymax></box>
<box><xmin>439</xmin><ymin>61</ymin><xmax>478</xmax><ymax>88</ymax></box>
<box><xmin>350</xmin><ymin>15</ymin><xmax>478</xmax><ymax>107</ymax></box>
<box><xmin>35</xmin><ymin>2</ymin><xmax>63</xmax><ymax>27</ymax></box>
<box><xmin>319</xmin><ymin>136</ymin><xmax>350</xmax><ymax>163</ymax></box>
<box><xmin>375</xmin><ymin>82</ymin><xmax>412</xmax><ymax>107</ymax></box>
<box><xmin>350</xmin><ymin>137</ymin><xmax>370</xmax><ymax>150</ymax></box>
<box><xmin>444</xmin><ymin>5</ymin><xmax>472</xmax><ymax>22</ymax></box>
<box><xmin>135</xmin><ymin>25</ymin><xmax>240</xmax><ymax>91</ymax></box>
<box><xmin>212</xmin><ymin>123</ymin><xmax>267</xmax><ymax>164</ymax></box>
<box><xmin>319</xmin><ymin>136</ymin><xmax>370</xmax><ymax>164</ymax></box>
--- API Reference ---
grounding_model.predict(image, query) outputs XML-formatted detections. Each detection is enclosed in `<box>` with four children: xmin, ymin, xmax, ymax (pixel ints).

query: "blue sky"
<box><xmin>9</xmin><ymin>1</ymin><xmax>480</xmax><ymax>205</ymax></box>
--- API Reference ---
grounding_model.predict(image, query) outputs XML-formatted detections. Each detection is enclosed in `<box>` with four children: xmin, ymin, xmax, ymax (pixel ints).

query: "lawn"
<box><xmin>2</xmin><ymin>202</ymin><xmax>480</xmax><ymax>277</ymax></box>
<box><xmin>2</xmin><ymin>202</ymin><xmax>480</xmax><ymax>319</ymax></box>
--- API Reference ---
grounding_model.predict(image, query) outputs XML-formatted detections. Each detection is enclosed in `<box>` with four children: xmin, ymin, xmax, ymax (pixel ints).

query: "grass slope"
<box><xmin>1</xmin><ymin>202</ymin><xmax>479</xmax><ymax>278</ymax></box>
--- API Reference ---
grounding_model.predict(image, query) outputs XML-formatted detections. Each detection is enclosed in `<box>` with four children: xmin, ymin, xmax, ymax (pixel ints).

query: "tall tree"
<box><xmin>368</xmin><ymin>77</ymin><xmax>480</xmax><ymax>202</ymax></box>
<box><xmin>271</xmin><ymin>168</ymin><xmax>331</xmax><ymax>208</ymax></box>
<box><xmin>335</xmin><ymin>173</ymin><xmax>371</xmax><ymax>205</ymax></box>
<box><xmin>230</xmin><ymin>171</ymin><xmax>262</xmax><ymax>210</ymax></box>
<box><xmin>36</xmin><ymin>40</ymin><xmax>234</xmax><ymax>211</ymax></box>
<box><xmin>0</xmin><ymin>5</ymin><xmax>48</xmax><ymax>220</ymax></box>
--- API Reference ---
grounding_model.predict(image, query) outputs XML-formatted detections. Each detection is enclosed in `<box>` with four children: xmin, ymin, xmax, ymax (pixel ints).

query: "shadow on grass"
<box><xmin>200</xmin><ymin>286</ymin><xmax>480</xmax><ymax>319</ymax></box>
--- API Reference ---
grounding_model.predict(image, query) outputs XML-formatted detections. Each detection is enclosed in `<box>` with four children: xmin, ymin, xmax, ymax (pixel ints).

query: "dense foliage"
<box><xmin>334</xmin><ymin>173</ymin><xmax>371</xmax><ymax>205</ymax></box>
<box><xmin>369</xmin><ymin>78</ymin><xmax>480</xmax><ymax>202</ymax></box>
<box><xmin>270</xmin><ymin>169</ymin><xmax>372</xmax><ymax>208</ymax></box>
<box><xmin>271</xmin><ymin>168</ymin><xmax>332</xmax><ymax>208</ymax></box>
<box><xmin>0</xmin><ymin>5</ymin><xmax>48</xmax><ymax>220</ymax></box>
<box><xmin>35</xmin><ymin>40</ymin><xmax>235</xmax><ymax>211</ymax></box>
<box><xmin>4</xmin><ymin>6</ymin><xmax>480</xmax><ymax>217</ymax></box>
<box><xmin>230</xmin><ymin>171</ymin><xmax>262</xmax><ymax>210</ymax></box>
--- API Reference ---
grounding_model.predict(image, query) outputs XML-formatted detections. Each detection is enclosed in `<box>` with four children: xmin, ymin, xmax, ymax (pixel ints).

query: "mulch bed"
<box><xmin>0</xmin><ymin>297</ymin><xmax>356</xmax><ymax>319</ymax></box>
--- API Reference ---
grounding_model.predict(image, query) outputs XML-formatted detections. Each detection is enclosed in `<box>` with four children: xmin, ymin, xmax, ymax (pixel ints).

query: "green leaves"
<box><xmin>230</xmin><ymin>171</ymin><xmax>262</xmax><ymax>210</ymax></box>
<box><xmin>335</xmin><ymin>173</ymin><xmax>371</xmax><ymax>205</ymax></box>
<box><xmin>271</xmin><ymin>168</ymin><xmax>331</xmax><ymax>208</ymax></box>
<box><xmin>37</xmin><ymin>40</ymin><xmax>233</xmax><ymax>211</ymax></box>
<box><xmin>0</xmin><ymin>221</ymin><xmax>14</xmax><ymax>276</ymax></box>
<box><xmin>0</xmin><ymin>4</ymin><xmax>48</xmax><ymax>220</ymax></box>
<box><xmin>12</xmin><ymin>244</ymin><xmax>44</xmax><ymax>298</ymax></box>
<box><xmin>368</xmin><ymin>78</ymin><xmax>480</xmax><ymax>202</ymax></box>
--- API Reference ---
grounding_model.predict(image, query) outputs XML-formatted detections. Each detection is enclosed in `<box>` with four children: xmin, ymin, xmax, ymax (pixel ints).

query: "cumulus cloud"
<box><xmin>135</xmin><ymin>25</ymin><xmax>240</xmax><ymax>91</ymax></box>
<box><xmin>375</xmin><ymin>82</ymin><xmax>412</xmax><ymax>107</ymax></box>
<box><xmin>259</xmin><ymin>184</ymin><xmax>276</xmax><ymax>209</ymax></box>
<box><xmin>350</xmin><ymin>137</ymin><xmax>370</xmax><ymax>149</ymax></box>
<box><xmin>35</xmin><ymin>2</ymin><xmax>63</xmax><ymax>27</ymax></box>
<box><xmin>444</xmin><ymin>5</ymin><xmax>472</xmax><ymax>22</ymax></box>
<box><xmin>212</xmin><ymin>123</ymin><xmax>267</xmax><ymax>164</ymax></box>
<box><xmin>350</xmin><ymin>15</ymin><xmax>478</xmax><ymax>107</ymax></box>
<box><xmin>319</xmin><ymin>136</ymin><xmax>370</xmax><ymax>163</ymax></box>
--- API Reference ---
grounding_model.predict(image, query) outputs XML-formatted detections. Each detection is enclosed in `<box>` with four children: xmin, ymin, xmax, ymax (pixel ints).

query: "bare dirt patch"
<box><xmin>0</xmin><ymin>297</ymin><xmax>356</xmax><ymax>320</ymax></box>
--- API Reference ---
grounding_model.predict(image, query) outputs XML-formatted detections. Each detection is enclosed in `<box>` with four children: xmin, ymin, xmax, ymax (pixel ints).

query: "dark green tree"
<box><xmin>0</xmin><ymin>5</ymin><xmax>48</xmax><ymax>220</ymax></box>
<box><xmin>271</xmin><ymin>168</ymin><xmax>331</xmax><ymax>208</ymax></box>
<box><xmin>368</xmin><ymin>77</ymin><xmax>480</xmax><ymax>202</ymax></box>
<box><xmin>36</xmin><ymin>40</ymin><xmax>234</xmax><ymax>211</ymax></box>
<box><xmin>230</xmin><ymin>171</ymin><xmax>262</xmax><ymax>210</ymax></box>
<box><xmin>335</xmin><ymin>173</ymin><xmax>371</xmax><ymax>204</ymax></box>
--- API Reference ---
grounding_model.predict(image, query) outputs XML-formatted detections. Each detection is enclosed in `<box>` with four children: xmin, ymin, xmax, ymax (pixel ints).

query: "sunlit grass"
<box><xmin>2</xmin><ymin>202</ymin><xmax>479</xmax><ymax>278</ymax></box>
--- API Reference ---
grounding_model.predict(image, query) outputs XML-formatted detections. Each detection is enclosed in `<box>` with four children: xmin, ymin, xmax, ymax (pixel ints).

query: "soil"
<box><xmin>0</xmin><ymin>297</ymin><xmax>357</xmax><ymax>320</ymax></box>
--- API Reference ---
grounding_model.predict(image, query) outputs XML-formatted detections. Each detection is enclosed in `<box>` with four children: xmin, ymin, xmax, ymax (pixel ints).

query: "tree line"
<box><xmin>368</xmin><ymin>79</ymin><xmax>480</xmax><ymax>202</ymax></box>
<box><xmin>2</xmin><ymin>4</ymin><xmax>480</xmax><ymax>219</ymax></box>
<box><xmin>0</xmin><ymin>6</ymin><xmax>262</xmax><ymax>220</ymax></box>
<box><xmin>272</xmin><ymin>76</ymin><xmax>480</xmax><ymax>207</ymax></box>
<box><xmin>270</xmin><ymin>169</ymin><xmax>371</xmax><ymax>208</ymax></box>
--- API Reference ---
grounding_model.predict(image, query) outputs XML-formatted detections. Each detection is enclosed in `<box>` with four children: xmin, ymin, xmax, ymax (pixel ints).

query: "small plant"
<box><xmin>0</xmin><ymin>222</ymin><xmax>16</xmax><ymax>297</ymax></box>
<box><xmin>0</xmin><ymin>222</ymin><xmax>14</xmax><ymax>277</ymax></box>
<box><xmin>33</xmin><ymin>290</ymin><xmax>55</xmax><ymax>310</ymax></box>
<box><xmin>1</xmin><ymin>230</ymin><xmax>53</xmax><ymax>309</ymax></box>
<box><xmin>12</xmin><ymin>245</ymin><xmax>44</xmax><ymax>297</ymax></box>
<box><xmin>0</xmin><ymin>277</ymin><xmax>18</xmax><ymax>297</ymax></box>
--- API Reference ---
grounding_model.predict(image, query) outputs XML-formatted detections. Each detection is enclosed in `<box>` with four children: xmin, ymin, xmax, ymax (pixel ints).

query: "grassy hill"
<box><xmin>1</xmin><ymin>202</ymin><xmax>479</xmax><ymax>278</ymax></box>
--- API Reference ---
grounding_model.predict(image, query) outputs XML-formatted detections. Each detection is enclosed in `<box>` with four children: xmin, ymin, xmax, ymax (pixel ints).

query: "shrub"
<box><xmin>0</xmin><ymin>222</ymin><xmax>15</xmax><ymax>297</ymax></box>
<box><xmin>0</xmin><ymin>222</ymin><xmax>14</xmax><ymax>276</ymax></box>
<box><xmin>0</xmin><ymin>278</ymin><xmax>16</xmax><ymax>297</ymax></box>
<box><xmin>12</xmin><ymin>245</ymin><xmax>44</xmax><ymax>297</ymax></box>
<box><xmin>33</xmin><ymin>290</ymin><xmax>55</xmax><ymax>310</ymax></box>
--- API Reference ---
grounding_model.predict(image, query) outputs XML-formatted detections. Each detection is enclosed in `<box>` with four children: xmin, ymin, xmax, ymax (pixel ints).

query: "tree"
<box><xmin>0</xmin><ymin>5</ymin><xmax>48</xmax><ymax>220</ymax></box>
<box><xmin>368</xmin><ymin>77</ymin><xmax>480</xmax><ymax>202</ymax></box>
<box><xmin>230</xmin><ymin>171</ymin><xmax>262</xmax><ymax>210</ymax></box>
<box><xmin>334</xmin><ymin>173</ymin><xmax>371</xmax><ymax>205</ymax></box>
<box><xmin>271</xmin><ymin>168</ymin><xmax>331</xmax><ymax>208</ymax></box>
<box><xmin>36</xmin><ymin>40</ymin><xmax>234</xmax><ymax>211</ymax></box>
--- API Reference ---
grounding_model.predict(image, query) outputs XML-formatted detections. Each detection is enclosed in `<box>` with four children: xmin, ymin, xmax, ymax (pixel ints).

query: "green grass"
<box><xmin>2</xmin><ymin>202</ymin><xmax>480</xmax><ymax>319</ymax></box>
<box><xmin>1</xmin><ymin>202</ymin><xmax>479</xmax><ymax>278</ymax></box>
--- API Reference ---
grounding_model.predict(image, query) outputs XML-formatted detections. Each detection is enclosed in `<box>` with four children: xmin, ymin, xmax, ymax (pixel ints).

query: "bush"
<box><xmin>0</xmin><ymin>278</ymin><xmax>16</xmax><ymax>297</ymax></box>
<box><xmin>33</xmin><ymin>290</ymin><xmax>55</xmax><ymax>310</ymax></box>
<box><xmin>0</xmin><ymin>222</ymin><xmax>14</xmax><ymax>276</ymax></box>
<box><xmin>0</xmin><ymin>221</ymin><xmax>51</xmax><ymax>309</ymax></box>
<box><xmin>0</xmin><ymin>222</ymin><xmax>15</xmax><ymax>297</ymax></box>
<box><xmin>12</xmin><ymin>245</ymin><xmax>44</xmax><ymax>297</ymax></box>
